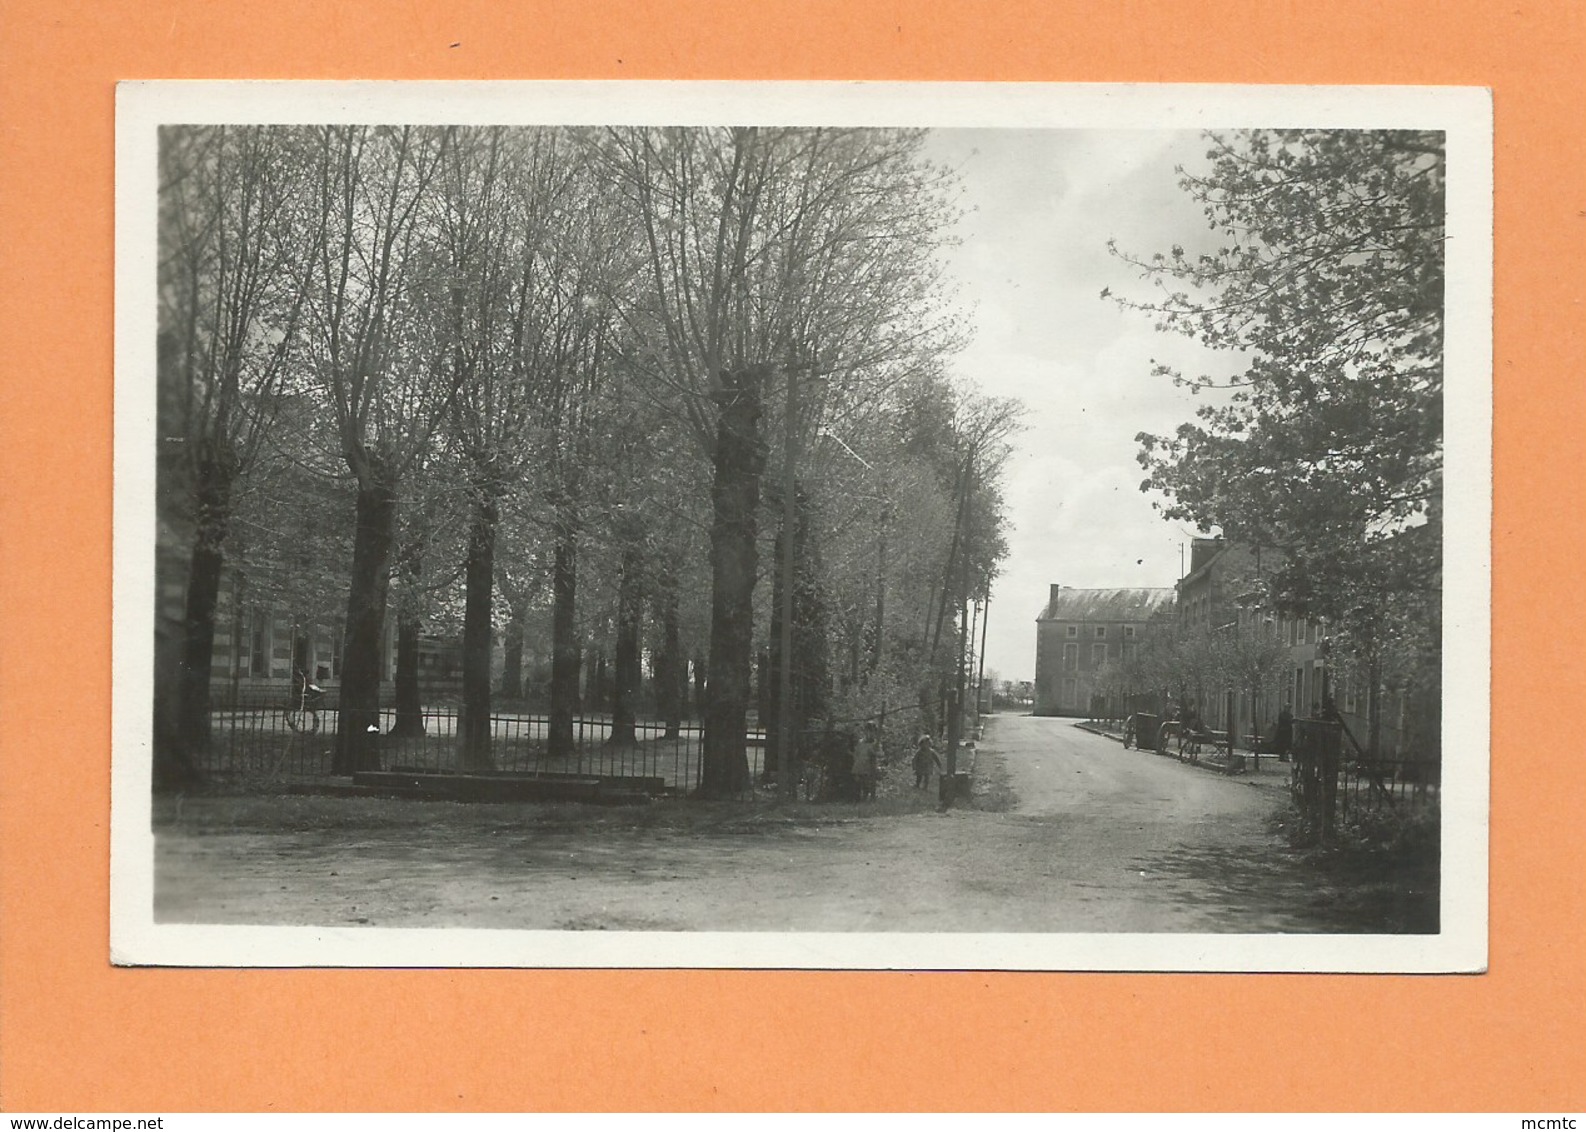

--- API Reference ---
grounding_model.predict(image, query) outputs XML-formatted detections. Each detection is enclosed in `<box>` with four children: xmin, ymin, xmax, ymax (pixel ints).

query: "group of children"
<box><xmin>822</xmin><ymin>723</ymin><xmax>948</xmax><ymax>801</ymax></box>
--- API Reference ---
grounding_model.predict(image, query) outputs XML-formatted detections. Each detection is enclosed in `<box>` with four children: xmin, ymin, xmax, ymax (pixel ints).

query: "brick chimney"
<box><xmin>1049</xmin><ymin>583</ymin><xmax>1061</xmax><ymax>614</ymax></box>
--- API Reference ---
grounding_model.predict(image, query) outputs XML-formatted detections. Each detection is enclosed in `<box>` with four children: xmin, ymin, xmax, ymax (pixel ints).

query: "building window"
<box><xmin>1091</xmin><ymin>643</ymin><xmax>1107</xmax><ymax>666</ymax></box>
<box><xmin>1095</xmin><ymin>625</ymin><xmax>1107</xmax><ymax>639</ymax></box>
<box><xmin>271</xmin><ymin>616</ymin><xmax>293</xmax><ymax>679</ymax></box>
<box><xmin>1061</xmin><ymin>678</ymin><xmax>1079</xmax><ymax>709</ymax></box>
<box><xmin>1063</xmin><ymin>643</ymin><xmax>1079</xmax><ymax>671</ymax></box>
<box><xmin>1124</xmin><ymin>625</ymin><xmax>1136</xmax><ymax>640</ymax></box>
<box><xmin>249</xmin><ymin>610</ymin><xmax>268</xmax><ymax>678</ymax></box>
<box><xmin>1066</xmin><ymin>625</ymin><xmax>1078</xmax><ymax>638</ymax></box>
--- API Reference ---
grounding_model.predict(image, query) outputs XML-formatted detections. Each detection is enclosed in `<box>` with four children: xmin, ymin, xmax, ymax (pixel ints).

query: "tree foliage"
<box><xmin>1114</xmin><ymin>129</ymin><xmax>1444</xmax><ymax>670</ymax></box>
<box><xmin>153</xmin><ymin>124</ymin><xmax>1020</xmax><ymax>796</ymax></box>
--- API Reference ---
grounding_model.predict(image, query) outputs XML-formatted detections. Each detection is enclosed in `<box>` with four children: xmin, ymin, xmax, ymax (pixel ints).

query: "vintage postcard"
<box><xmin>112</xmin><ymin>81</ymin><xmax>1491</xmax><ymax>970</ymax></box>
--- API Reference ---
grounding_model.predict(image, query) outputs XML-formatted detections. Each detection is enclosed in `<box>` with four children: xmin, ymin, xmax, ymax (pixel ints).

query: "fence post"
<box><xmin>1321</xmin><ymin>724</ymin><xmax>1340</xmax><ymax>839</ymax></box>
<box><xmin>1293</xmin><ymin>718</ymin><xmax>1343</xmax><ymax>841</ymax></box>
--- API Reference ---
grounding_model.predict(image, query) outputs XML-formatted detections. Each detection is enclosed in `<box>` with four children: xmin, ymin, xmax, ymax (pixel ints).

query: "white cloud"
<box><xmin>924</xmin><ymin>128</ymin><xmax>1235</xmax><ymax>681</ymax></box>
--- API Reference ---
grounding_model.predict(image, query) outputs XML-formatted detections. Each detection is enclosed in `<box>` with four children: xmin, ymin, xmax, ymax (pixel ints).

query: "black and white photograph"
<box><xmin>113</xmin><ymin>82</ymin><xmax>1490</xmax><ymax>969</ymax></box>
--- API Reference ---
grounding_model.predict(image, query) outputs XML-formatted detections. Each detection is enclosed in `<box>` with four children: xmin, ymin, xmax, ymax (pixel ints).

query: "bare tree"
<box><xmin>293</xmin><ymin>125</ymin><xmax>457</xmax><ymax>773</ymax></box>
<box><xmin>597</xmin><ymin>127</ymin><xmax>963</xmax><ymax>797</ymax></box>
<box><xmin>156</xmin><ymin>125</ymin><xmax>316</xmax><ymax>788</ymax></box>
<box><xmin>425</xmin><ymin>127</ymin><xmax>596</xmax><ymax>768</ymax></box>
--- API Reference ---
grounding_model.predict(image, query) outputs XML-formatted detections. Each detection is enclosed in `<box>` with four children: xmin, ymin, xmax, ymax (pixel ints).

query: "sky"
<box><xmin>921</xmin><ymin>129</ymin><xmax>1248</xmax><ymax>684</ymax></box>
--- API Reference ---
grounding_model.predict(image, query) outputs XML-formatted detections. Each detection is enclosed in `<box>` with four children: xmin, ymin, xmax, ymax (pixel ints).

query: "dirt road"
<box><xmin>156</xmin><ymin>715</ymin><xmax>1379</xmax><ymax>934</ymax></box>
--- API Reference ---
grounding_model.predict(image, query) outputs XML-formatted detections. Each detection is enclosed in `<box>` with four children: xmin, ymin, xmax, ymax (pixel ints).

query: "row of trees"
<box><xmin>154</xmin><ymin>124</ymin><xmax>1019</xmax><ymax>797</ymax></box>
<box><xmin>1093</xmin><ymin>617</ymin><xmax>1290</xmax><ymax>736</ymax></box>
<box><xmin>1113</xmin><ymin>129</ymin><xmax>1446</xmax><ymax>756</ymax></box>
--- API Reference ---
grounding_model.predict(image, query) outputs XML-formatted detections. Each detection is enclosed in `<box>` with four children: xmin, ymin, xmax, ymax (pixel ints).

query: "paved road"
<box><xmin>997</xmin><ymin>712</ymin><xmax>1279</xmax><ymax>822</ymax></box>
<box><xmin>954</xmin><ymin>713</ymin><xmax>1336</xmax><ymax>933</ymax></box>
<box><xmin>158</xmin><ymin>713</ymin><xmax>1362</xmax><ymax>937</ymax></box>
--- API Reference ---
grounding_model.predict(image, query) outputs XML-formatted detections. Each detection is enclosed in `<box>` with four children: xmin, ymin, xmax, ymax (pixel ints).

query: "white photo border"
<box><xmin>113</xmin><ymin>81</ymin><xmax>1492</xmax><ymax>971</ymax></box>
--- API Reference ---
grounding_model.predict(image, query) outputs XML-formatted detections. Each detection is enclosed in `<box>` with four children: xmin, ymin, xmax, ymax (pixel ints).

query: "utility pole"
<box><xmin>970</xmin><ymin>583</ymin><xmax>983</xmax><ymax>713</ymax></box>
<box><xmin>944</xmin><ymin>592</ymin><xmax>970</xmax><ymax>805</ymax></box>
<box><xmin>965</xmin><ymin>598</ymin><xmax>981</xmax><ymax>726</ymax></box>
<box><xmin>942</xmin><ymin>453</ymin><xmax>973</xmax><ymax>806</ymax></box>
<box><xmin>777</xmin><ymin>366</ymin><xmax>799</xmax><ymax>802</ymax></box>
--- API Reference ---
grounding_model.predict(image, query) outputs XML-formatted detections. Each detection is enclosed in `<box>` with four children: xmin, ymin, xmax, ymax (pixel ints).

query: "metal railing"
<box><xmin>193</xmin><ymin>700</ymin><xmax>765</xmax><ymax>792</ymax></box>
<box><xmin>1336</xmin><ymin>755</ymin><xmax>1441</xmax><ymax>820</ymax></box>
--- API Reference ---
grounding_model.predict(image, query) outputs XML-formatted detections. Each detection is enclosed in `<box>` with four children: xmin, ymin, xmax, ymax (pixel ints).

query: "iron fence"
<box><xmin>1336</xmin><ymin>755</ymin><xmax>1441</xmax><ymax>821</ymax></box>
<box><xmin>1289</xmin><ymin>717</ymin><xmax>1440</xmax><ymax>838</ymax></box>
<box><xmin>194</xmin><ymin>700</ymin><xmax>765</xmax><ymax>793</ymax></box>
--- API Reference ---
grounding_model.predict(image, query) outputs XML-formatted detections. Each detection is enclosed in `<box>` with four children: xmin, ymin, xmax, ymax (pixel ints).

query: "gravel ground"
<box><xmin>153</xmin><ymin>715</ymin><xmax>1429</xmax><ymax>933</ymax></box>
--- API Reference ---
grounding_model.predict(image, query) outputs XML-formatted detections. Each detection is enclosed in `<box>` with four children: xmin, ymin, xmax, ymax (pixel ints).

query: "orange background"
<box><xmin>1</xmin><ymin>0</ymin><xmax>1582</xmax><ymax>1113</ymax></box>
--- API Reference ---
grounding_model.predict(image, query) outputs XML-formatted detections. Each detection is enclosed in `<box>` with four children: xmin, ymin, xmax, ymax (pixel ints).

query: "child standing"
<box><xmin>913</xmin><ymin>732</ymin><xmax>941</xmax><ymax>789</ymax></box>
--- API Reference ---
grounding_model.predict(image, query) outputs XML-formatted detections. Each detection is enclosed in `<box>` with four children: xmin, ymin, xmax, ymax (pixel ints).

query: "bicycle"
<box><xmin>285</xmin><ymin>669</ymin><xmax>326</xmax><ymax>734</ymax></box>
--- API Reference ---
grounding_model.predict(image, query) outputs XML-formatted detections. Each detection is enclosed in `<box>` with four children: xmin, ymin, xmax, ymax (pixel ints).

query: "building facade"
<box><xmin>202</xmin><ymin>575</ymin><xmax>466</xmax><ymax>705</ymax></box>
<box><xmin>1033</xmin><ymin>585</ymin><xmax>1176</xmax><ymax>717</ymax></box>
<box><xmin>1174</xmin><ymin>538</ymin><xmax>1430</xmax><ymax>759</ymax></box>
<box><xmin>1174</xmin><ymin>538</ymin><xmax>1305</xmax><ymax>747</ymax></box>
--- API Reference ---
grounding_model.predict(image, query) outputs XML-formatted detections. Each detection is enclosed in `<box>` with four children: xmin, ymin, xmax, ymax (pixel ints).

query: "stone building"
<box><xmin>1174</xmin><ymin>537</ymin><xmax>1433</xmax><ymax>760</ymax></box>
<box><xmin>1033</xmin><ymin>585</ymin><xmax>1176</xmax><ymax>717</ymax></box>
<box><xmin>1173</xmin><ymin>537</ymin><xmax>1309</xmax><ymax>746</ymax></box>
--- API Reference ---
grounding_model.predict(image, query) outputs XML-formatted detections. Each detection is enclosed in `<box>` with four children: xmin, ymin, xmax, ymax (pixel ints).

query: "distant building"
<box><xmin>201</xmin><ymin>583</ymin><xmax>469</xmax><ymax>704</ymax></box>
<box><xmin>1033</xmin><ymin>585</ymin><xmax>1176</xmax><ymax>717</ymax></box>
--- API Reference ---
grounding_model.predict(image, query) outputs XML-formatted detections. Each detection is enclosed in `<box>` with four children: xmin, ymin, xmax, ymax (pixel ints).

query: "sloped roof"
<box><xmin>1036</xmin><ymin>586</ymin><xmax>1177</xmax><ymax>623</ymax></box>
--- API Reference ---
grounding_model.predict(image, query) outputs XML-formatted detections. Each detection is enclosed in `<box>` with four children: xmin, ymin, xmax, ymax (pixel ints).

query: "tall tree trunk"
<box><xmin>154</xmin><ymin>453</ymin><xmax>202</xmax><ymax>794</ymax></box>
<box><xmin>227</xmin><ymin>573</ymin><xmax>244</xmax><ymax>709</ymax></box>
<box><xmin>765</xmin><ymin>520</ymin><xmax>788</xmax><ymax>777</ymax></box>
<box><xmin>333</xmin><ymin>473</ymin><xmax>397</xmax><ymax>774</ymax></box>
<box><xmin>943</xmin><ymin>597</ymin><xmax>970</xmax><ymax>805</ymax></box>
<box><xmin>391</xmin><ymin>614</ymin><xmax>423</xmax><ymax>735</ymax></box>
<box><xmin>608</xmin><ymin>546</ymin><xmax>643</xmax><ymax>746</ymax></box>
<box><xmin>458</xmin><ymin>492</ymin><xmax>498</xmax><ymax>770</ymax></box>
<box><xmin>500</xmin><ymin>592</ymin><xmax>528</xmax><ymax>702</ymax></box>
<box><xmin>177</xmin><ymin>447</ymin><xmax>235</xmax><ymax>757</ymax></box>
<box><xmin>389</xmin><ymin>541</ymin><xmax>426</xmax><ymax>738</ymax></box>
<box><xmin>917</xmin><ymin>685</ymin><xmax>937</xmax><ymax>741</ymax></box>
<box><xmin>791</xmin><ymin>488</ymin><xmax>829</xmax><ymax>766</ymax></box>
<box><xmin>755</xmin><ymin>648</ymin><xmax>771</xmax><ymax>758</ymax></box>
<box><xmin>868</xmin><ymin>513</ymin><xmax>887</xmax><ymax>677</ymax></box>
<box><xmin>548</xmin><ymin>527</ymin><xmax>580</xmax><ymax>759</ymax></box>
<box><xmin>927</xmin><ymin>459</ymin><xmax>971</xmax><ymax>664</ymax></box>
<box><xmin>1367</xmin><ymin>652</ymin><xmax>1384</xmax><ymax>762</ymax></box>
<box><xmin>656</xmin><ymin>583</ymin><xmax>684</xmax><ymax>739</ymax></box>
<box><xmin>970</xmin><ymin>586</ymin><xmax>983</xmax><ymax>710</ymax></box>
<box><xmin>698</xmin><ymin>366</ymin><xmax>767</xmax><ymax>798</ymax></box>
<box><xmin>592</xmin><ymin>653</ymin><xmax>609</xmax><ymax>714</ymax></box>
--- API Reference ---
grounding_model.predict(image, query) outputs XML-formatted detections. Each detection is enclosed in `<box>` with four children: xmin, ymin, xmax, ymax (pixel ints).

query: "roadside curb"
<box><xmin>1073</xmin><ymin>720</ymin><xmax>1125</xmax><ymax>743</ymax></box>
<box><xmin>1071</xmin><ymin>719</ymin><xmax>1289</xmax><ymax>789</ymax></box>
